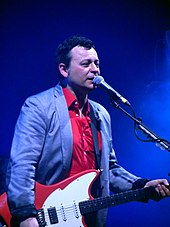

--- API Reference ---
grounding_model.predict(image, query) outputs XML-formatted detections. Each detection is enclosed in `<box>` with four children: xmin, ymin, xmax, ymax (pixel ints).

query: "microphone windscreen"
<box><xmin>93</xmin><ymin>76</ymin><xmax>104</xmax><ymax>85</ymax></box>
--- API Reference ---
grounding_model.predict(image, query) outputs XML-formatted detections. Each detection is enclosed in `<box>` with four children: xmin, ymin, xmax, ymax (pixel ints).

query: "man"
<box><xmin>6</xmin><ymin>35</ymin><xmax>170</xmax><ymax>227</ymax></box>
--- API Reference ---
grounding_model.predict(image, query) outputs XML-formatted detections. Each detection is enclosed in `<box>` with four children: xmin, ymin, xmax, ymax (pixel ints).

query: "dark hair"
<box><xmin>56</xmin><ymin>35</ymin><xmax>95</xmax><ymax>68</ymax></box>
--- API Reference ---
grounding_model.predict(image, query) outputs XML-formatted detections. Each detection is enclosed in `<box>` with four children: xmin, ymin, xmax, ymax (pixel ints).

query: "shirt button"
<box><xmin>82</xmin><ymin>133</ymin><xmax>85</xmax><ymax>136</ymax></box>
<box><xmin>76</xmin><ymin>114</ymin><xmax>79</xmax><ymax>117</ymax></box>
<box><xmin>84</xmin><ymin>152</ymin><xmax>86</xmax><ymax>155</ymax></box>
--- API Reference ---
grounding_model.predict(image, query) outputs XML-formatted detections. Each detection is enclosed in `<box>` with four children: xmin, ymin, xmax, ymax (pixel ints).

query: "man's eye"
<box><xmin>82</xmin><ymin>62</ymin><xmax>89</xmax><ymax>67</ymax></box>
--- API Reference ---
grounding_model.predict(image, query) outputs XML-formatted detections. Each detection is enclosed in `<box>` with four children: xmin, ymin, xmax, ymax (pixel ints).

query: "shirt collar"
<box><xmin>62</xmin><ymin>88</ymin><xmax>90</xmax><ymax>116</ymax></box>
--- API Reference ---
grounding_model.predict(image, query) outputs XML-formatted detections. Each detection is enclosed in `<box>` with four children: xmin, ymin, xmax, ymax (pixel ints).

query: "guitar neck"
<box><xmin>79</xmin><ymin>186</ymin><xmax>153</xmax><ymax>215</ymax></box>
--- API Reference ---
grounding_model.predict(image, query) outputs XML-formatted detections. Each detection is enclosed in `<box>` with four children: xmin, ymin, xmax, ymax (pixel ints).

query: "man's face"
<box><xmin>66</xmin><ymin>46</ymin><xmax>100</xmax><ymax>94</ymax></box>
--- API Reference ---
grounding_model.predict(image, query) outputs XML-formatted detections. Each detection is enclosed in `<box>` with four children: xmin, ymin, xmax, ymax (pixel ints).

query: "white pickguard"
<box><xmin>42</xmin><ymin>171</ymin><xmax>97</xmax><ymax>226</ymax></box>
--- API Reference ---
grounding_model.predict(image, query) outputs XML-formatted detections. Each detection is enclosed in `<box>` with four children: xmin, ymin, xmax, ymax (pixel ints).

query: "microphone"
<box><xmin>93</xmin><ymin>75</ymin><xmax>131</xmax><ymax>106</ymax></box>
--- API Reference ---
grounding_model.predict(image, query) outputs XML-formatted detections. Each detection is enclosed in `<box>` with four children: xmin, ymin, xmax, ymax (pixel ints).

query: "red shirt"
<box><xmin>63</xmin><ymin>88</ymin><xmax>102</xmax><ymax>177</ymax></box>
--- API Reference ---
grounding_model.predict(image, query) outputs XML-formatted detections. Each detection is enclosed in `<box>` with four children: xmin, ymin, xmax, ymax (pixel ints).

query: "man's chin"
<box><xmin>86</xmin><ymin>85</ymin><xmax>96</xmax><ymax>93</ymax></box>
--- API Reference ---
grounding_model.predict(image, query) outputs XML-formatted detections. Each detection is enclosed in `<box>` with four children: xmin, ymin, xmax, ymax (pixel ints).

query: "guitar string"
<box><xmin>43</xmin><ymin>211</ymin><xmax>81</xmax><ymax>223</ymax></box>
<box><xmin>42</xmin><ymin>198</ymin><xmax>110</xmax><ymax>222</ymax></box>
<box><xmin>41</xmin><ymin>190</ymin><xmax>143</xmax><ymax>222</ymax></box>
<box><xmin>42</xmin><ymin>205</ymin><xmax>82</xmax><ymax>220</ymax></box>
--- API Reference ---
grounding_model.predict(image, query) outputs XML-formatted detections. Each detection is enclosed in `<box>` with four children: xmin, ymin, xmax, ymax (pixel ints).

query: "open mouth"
<box><xmin>87</xmin><ymin>77</ymin><xmax>94</xmax><ymax>80</ymax></box>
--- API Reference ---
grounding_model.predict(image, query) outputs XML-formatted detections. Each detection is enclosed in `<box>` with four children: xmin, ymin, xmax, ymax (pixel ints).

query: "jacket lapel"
<box><xmin>54</xmin><ymin>84</ymin><xmax>73</xmax><ymax>174</ymax></box>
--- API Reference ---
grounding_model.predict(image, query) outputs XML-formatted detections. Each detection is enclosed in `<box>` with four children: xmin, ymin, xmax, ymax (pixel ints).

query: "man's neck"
<box><xmin>66</xmin><ymin>86</ymin><xmax>88</xmax><ymax>109</ymax></box>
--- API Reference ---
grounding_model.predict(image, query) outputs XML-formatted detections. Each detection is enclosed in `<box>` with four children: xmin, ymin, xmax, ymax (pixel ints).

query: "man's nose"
<box><xmin>90</xmin><ymin>63</ymin><xmax>100</xmax><ymax>74</ymax></box>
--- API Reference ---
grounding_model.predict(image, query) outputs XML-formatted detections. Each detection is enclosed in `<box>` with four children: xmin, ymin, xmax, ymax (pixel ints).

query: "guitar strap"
<box><xmin>86</xmin><ymin>104</ymin><xmax>102</xmax><ymax>226</ymax></box>
<box><xmin>89</xmin><ymin>103</ymin><xmax>101</xmax><ymax>170</ymax></box>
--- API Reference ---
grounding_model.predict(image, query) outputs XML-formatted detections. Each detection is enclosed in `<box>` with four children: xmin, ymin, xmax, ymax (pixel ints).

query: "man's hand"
<box><xmin>20</xmin><ymin>217</ymin><xmax>39</xmax><ymax>227</ymax></box>
<box><xmin>144</xmin><ymin>179</ymin><xmax>170</xmax><ymax>200</ymax></box>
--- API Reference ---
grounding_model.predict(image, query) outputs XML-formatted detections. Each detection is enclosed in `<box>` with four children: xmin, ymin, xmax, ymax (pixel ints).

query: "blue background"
<box><xmin>0</xmin><ymin>0</ymin><xmax>170</xmax><ymax>226</ymax></box>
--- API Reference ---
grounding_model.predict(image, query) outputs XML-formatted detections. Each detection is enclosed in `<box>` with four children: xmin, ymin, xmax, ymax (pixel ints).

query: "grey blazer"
<box><xmin>6</xmin><ymin>84</ymin><xmax>139</xmax><ymax>225</ymax></box>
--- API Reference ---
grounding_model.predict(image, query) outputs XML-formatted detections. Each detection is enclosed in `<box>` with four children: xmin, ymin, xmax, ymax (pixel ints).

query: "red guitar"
<box><xmin>0</xmin><ymin>169</ymin><xmax>162</xmax><ymax>227</ymax></box>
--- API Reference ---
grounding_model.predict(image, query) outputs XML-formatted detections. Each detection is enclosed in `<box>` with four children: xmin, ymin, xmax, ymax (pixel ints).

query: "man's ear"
<box><xmin>58</xmin><ymin>63</ymin><xmax>69</xmax><ymax>78</ymax></box>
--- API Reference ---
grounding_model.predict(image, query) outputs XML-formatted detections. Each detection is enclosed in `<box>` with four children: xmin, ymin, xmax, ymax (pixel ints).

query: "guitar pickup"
<box><xmin>47</xmin><ymin>207</ymin><xmax>59</xmax><ymax>224</ymax></box>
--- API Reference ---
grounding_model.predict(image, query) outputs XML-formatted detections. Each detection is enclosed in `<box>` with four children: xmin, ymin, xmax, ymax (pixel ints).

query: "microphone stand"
<box><xmin>110</xmin><ymin>99</ymin><xmax>170</xmax><ymax>152</ymax></box>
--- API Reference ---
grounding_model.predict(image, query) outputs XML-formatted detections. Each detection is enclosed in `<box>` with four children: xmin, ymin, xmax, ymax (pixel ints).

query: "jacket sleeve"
<box><xmin>109</xmin><ymin>148</ymin><xmax>141</xmax><ymax>192</ymax></box>
<box><xmin>106</xmin><ymin>117</ymin><xmax>147</xmax><ymax>192</ymax></box>
<box><xmin>6</xmin><ymin>95</ymin><xmax>48</xmax><ymax>219</ymax></box>
<box><xmin>95</xmin><ymin>102</ymin><xmax>141</xmax><ymax>193</ymax></box>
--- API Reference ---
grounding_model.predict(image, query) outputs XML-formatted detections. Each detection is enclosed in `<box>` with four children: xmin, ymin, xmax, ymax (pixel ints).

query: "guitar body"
<box><xmin>0</xmin><ymin>169</ymin><xmax>99</xmax><ymax>227</ymax></box>
<box><xmin>0</xmin><ymin>192</ymin><xmax>11</xmax><ymax>227</ymax></box>
<box><xmin>35</xmin><ymin>169</ymin><xmax>99</xmax><ymax>226</ymax></box>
